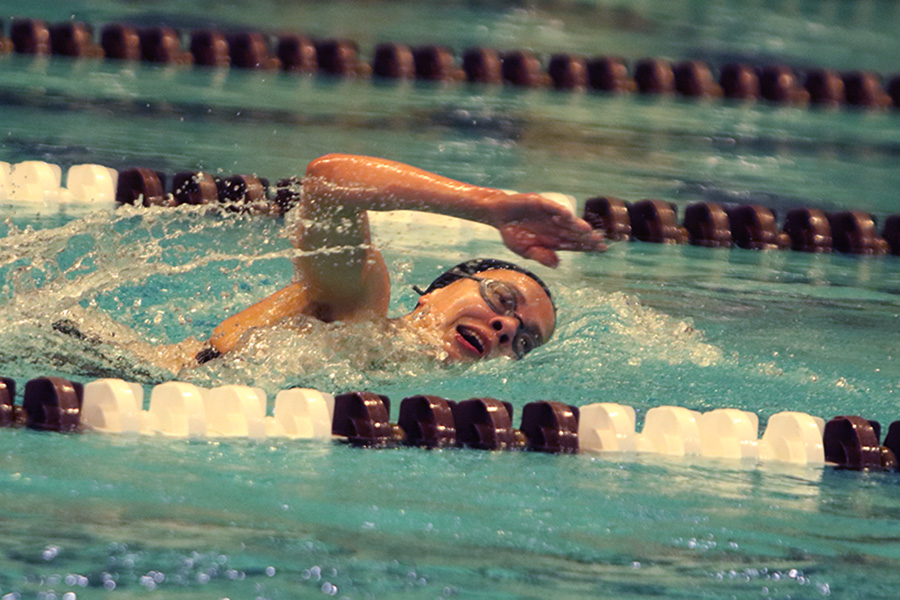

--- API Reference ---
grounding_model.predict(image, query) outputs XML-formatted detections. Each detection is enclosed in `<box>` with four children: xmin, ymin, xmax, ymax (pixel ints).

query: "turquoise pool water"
<box><xmin>1</xmin><ymin>1</ymin><xmax>900</xmax><ymax>598</ymax></box>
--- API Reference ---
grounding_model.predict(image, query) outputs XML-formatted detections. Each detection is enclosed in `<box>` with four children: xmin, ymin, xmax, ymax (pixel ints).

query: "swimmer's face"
<box><xmin>410</xmin><ymin>269</ymin><xmax>555</xmax><ymax>362</ymax></box>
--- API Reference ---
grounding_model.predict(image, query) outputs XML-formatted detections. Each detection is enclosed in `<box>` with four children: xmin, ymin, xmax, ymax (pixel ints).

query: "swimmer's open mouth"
<box><xmin>456</xmin><ymin>325</ymin><xmax>486</xmax><ymax>357</ymax></box>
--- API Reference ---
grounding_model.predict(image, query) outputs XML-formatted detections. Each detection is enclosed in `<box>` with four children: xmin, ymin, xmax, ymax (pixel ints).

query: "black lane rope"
<box><xmin>2</xmin><ymin>376</ymin><xmax>900</xmax><ymax>474</ymax></box>
<box><xmin>112</xmin><ymin>166</ymin><xmax>900</xmax><ymax>257</ymax></box>
<box><xmin>1</xmin><ymin>17</ymin><xmax>900</xmax><ymax>112</ymax></box>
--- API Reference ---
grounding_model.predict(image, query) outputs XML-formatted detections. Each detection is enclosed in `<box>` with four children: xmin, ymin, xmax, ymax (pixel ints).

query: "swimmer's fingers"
<box><xmin>499</xmin><ymin>225</ymin><xmax>553</xmax><ymax>266</ymax></box>
<box><xmin>499</xmin><ymin>223</ymin><xmax>606</xmax><ymax>267</ymax></box>
<box><xmin>523</xmin><ymin>247</ymin><xmax>561</xmax><ymax>268</ymax></box>
<box><xmin>540</xmin><ymin>212</ymin><xmax>605</xmax><ymax>250</ymax></box>
<box><xmin>492</xmin><ymin>193</ymin><xmax>607</xmax><ymax>253</ymax></box>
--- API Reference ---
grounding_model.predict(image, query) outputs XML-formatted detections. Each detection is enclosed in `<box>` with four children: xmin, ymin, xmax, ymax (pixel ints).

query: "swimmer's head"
<box><xmin>408</xmin><ymin>258</ymin><xmax>555</xmax><ymax>362</ymax></box>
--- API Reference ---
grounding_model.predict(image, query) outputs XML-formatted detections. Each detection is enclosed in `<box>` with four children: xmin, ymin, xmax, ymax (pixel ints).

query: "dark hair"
<box><xmin>414</xmin><ymin>258</ymin><xmax>555</xmax><ymax>314</ymax></box>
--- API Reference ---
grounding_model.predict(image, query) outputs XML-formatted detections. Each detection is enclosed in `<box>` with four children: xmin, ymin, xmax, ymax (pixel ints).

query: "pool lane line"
<box><xmin>112</xmin><ymin>165</ymin><xmax>900</xmax><ymax>256</ymax></box>
<box><xmin>1</xmin><ymin>375</ymin><xmax>898</xmax><ymax>473</ymax></box>
<box><xmin>1</xmin><ymin>18</ymin><xmax>900</xmax><ymax>113</ymax></box>
<box><xmin>2</xmin><ymin>159</ymin><xmax>899</xmax><ymax>256</ymax></box>
<box><xmin>584</xmin><ymin>197</ymin><xmax>900</xmax><ymax>256</ymax></box>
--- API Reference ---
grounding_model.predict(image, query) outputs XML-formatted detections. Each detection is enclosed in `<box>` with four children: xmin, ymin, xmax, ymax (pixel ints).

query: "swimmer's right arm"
<box><xmin>207</xmin><ymin>281</ymin><xmax>311</xmax><ymax>355</ymax></box>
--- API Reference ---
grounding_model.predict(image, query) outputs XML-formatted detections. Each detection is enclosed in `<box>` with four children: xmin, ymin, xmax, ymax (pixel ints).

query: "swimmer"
<box><xmin>57</xmin><ymin>154</ymin><xmax>605</xmax><ymax>371</ymax></box>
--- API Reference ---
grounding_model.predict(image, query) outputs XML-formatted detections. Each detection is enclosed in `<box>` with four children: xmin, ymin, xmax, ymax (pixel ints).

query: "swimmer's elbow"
<box><xmin>306</xmin><ymin>153</ymin><xmax>354</xmax><ymax>180</ymax></box>
<box><xmin>208</xmin><ymin>322</ymin><xmax>238</xmax><ymax>354</ymax></box>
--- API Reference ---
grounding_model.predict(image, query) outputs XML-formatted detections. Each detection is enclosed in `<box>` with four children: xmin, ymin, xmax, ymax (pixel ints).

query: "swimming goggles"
<box><xmin>475</xmin><ymin>277</ymin><xmax>543</xmax><ymax>359</ymax></box>
<box><xmin>414</xmin><ymin>274</ymin><xmax>542</xmax><ymax>359</ymax></box>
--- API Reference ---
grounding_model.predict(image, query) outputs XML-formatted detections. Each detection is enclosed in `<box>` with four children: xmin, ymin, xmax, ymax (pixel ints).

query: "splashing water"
<box><xmin>0</xmin><ymin>204</ymin><xmax>740</xmax><ymax>407</ymax></box>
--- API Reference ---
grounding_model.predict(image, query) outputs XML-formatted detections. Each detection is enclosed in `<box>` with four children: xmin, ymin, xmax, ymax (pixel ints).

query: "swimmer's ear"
<box><xmin>412</xmin><ymin>285</ymin><xmax>429</xmax><ymax>309</ymax></box>
<box><xmin>414</xmin><ymin>292</ymin><xmax>434</xmax><ymax>310</ymax></box>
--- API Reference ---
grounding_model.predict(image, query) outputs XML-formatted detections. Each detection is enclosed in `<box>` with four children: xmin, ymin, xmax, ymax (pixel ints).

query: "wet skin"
<box><xmin>403</xmin><ymin>269</ymin><xmax>555</xmax><ymax>362</ymax></box>
<box><xmin>203</xmin><ymin>154</ymin><xmax>603</xmax><ymax>363</ymax></box>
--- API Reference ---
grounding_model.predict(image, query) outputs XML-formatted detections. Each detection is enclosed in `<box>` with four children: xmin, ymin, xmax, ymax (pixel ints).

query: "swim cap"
<box><xmin>414</xmin><ymin>258</ymin><xmax>555</xmax><ymax>314</ymax></box>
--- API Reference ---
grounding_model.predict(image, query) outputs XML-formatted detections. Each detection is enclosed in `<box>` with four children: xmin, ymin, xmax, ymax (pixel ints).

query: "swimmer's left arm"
<box><xmin>301</xmin><ymin>154</ymin><xmax>606</xmax><ymax>267</ymax></box>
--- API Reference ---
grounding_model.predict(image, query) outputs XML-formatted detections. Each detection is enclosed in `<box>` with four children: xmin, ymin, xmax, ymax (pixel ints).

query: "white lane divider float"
<box><xmin>1</xmin><ymin>161</ymin><xmax>118</xmax><ymax>205</ymax></box>
<box><xmin>81</xmin><ymin>378</ymin><xmax>144</xmax><ymax>434</ymax></box>
<box><xmin>148</xmin><ymin>381</ymin><xmax>208</xmax><ymax>438</ymax></box>
<box><xmin>0</xmin><ymin>162</ymin><xmax>9</xmax><ymax>199</ymax></box>
<box><xmin>758</xmin><ymin>411</ymin><xmax>825</xmax><ymax>465</ymax></box>
<box><xmin>81</xmin><ymin>379</ymin><xmax>334</xmax><ymax>441</ymax></box>
<box><xmin>273</xmin><ymin>388</ymin><xmax>334</xmax><ymax>440</ymax></box>
<box><xmin>636</xmin><ymin>405</ymin><xmax>703</xmax><ymax>456</ymax></box>
<box><xmin>577</xmin><ymin>402</ymin><xmax>638</xmax><ymax>452</ymax></box>
<box><xmin>66</xmin><ymin>164</ymin><xmax>118</xmax><ymax>204</ymax></box>
<box><xmin>204</xmin><ymin>384</ymin><xmax>268</xmax><ymax>438</ymax></box>
<box><xmin>698</xmin><ymin>408</ymin><xmax>760</xmax><ymax>460</ymax></box>
<box><xmin>577</xmin><ymin>402</ymin><xmax>825</xmax><ymax>466</ymax></box>
<box><xmin>7</xmin><ymin>161</ymin><xmax>63</xmax><ymax>202</ymax></box>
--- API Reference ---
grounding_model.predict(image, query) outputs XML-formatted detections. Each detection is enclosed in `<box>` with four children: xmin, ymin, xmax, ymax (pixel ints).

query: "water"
<box><xmin>1</xmin><ymin>1</ymin><xmax>900</xmax><ymax>598</ymax></box>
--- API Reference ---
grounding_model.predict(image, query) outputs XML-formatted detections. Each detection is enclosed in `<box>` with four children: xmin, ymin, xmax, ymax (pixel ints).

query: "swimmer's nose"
<box><xmin>490</xmin><ymin>316</ymin><xmax>519</xmax><ymax>349</ymax></box>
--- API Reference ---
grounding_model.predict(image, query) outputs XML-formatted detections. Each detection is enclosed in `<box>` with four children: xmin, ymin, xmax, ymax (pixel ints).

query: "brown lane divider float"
<box><xmin>683</xmin><ymin>202</ymin><xmax>731</xmax><ymax>248</ymax></box>
<box><xmin>582</xmin><ymin>197</ymin><xmax>631</xmax><ymax>241</ymax></box>
<box><xmin>397</xmin><ymin>395</ymin><xmax>457</xmax><ymax>449</ymax></box>
<box><xmin>216</xmin><ymin>174</ymin><xmax>269</xmax><ymax>204</ymax></box>
<box><xmin>634</xmin><ymin>58</ymin><xmax>675</xmax><ymax>95</ymax></box>
<box><xmin>823</xmin><ymin>416</ymin><xmax>898</xmax><ymax>471</ymax></box>
<box><xmin>190</xmin><ymin>30</ymin><xmax>230</xmax><ymax>67</ymax></box>
<box><xmin>727</xmin><ymin>205</ymin><xmax>788</xmax><ymax>250</ymax></box>
<box><xmin>276</xmin><ymin>34</ymin><xmax>317</xmax><ymax>73</ymax></box>
<box><xmin>100</xmin><ymin>23</ymin><xmax>141</xmax><ymax>61</ymax></box>
<box><xmin>520</xmin><ymin>401</ymin><xmax>579</xmax><ymax>454</ymax></box>
<box><xmin>462</xmin><ymin>47</ymin><xmax>503</xmax><ymax>85</ymax></box>
<box><xmin>22</xmin><ymin>377</ymin><xmax>84</xmax><ymax>433</ymax></box>
<box><xmin>0</xmin><ymin>377</ymin><xmax>21</xmax><ymax>427</ymax></box>
<box><xmin>172</xmin><ymin>171</ymin><xmax>219</xmax><ymax>205</ymax></box>
<box><xmin>453</xmin><ymin>398</ymin><xmax>522</xmax><ymax>450</ymax></box>
<box><xmin>587</xmin><ymin>57</ymin><xmax>635</xmax><ymax>93</ymax></box>
<box><xmin>783</xmin><ymin>208</ymin><xmax>832</xmax><ymax>253</ymax></box>
<box><xmin>331</xmin><ymin>391</ymin><xmax>396</xmax><ymax>447</ymax></box>
<box><xmin>548</xmin><ymin>54</ymin><xmax>588</xmax><ymax>90</ymax></box>
<box><xmin>583</xmin><ymin>197</ymin><xmax>899</xmax><ymax>256</ymax></box>
<box><xmin>327</xmin><ymin>393</ymin><xmax>557</xmax><ymax>452</ymax></box>
<box><xmin>627</xmin><ymin>200</ymin><xmax>688</xmax><ymax>244</ymax></box>
<box><xmin>116</xmin><ymin>168</ymin><xmax>167</xmax><ymax>206</ymax></box>
<box><xmin>829</xmin><ymin>211</ymin><xmax>890</xmax><ymax>255</ymax></box>
<box><xmin>116</xmin><ymin>167</ymin><xmax>286</xmax><ymax>213</ymax></box>
<box><xmin>372</xmin><ymin>43</ymin><xmax>462</xmax><ymax>82</ymax></box>
<box><xmin>884</xmin><ymin>216</ymin><xmax>900</xmax><ymax>256</ymax></box>
<box><xmin>4</xmin><ymin>18</ymin><xmax>900</xmax><ymax>112</ymax></box>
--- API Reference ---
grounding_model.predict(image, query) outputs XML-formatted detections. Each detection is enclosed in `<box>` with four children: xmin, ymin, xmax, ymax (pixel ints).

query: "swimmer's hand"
<box><xmin>491</xmin><ymin>193</ymin><xmax>607</xmax><ymax>267</ymax></box>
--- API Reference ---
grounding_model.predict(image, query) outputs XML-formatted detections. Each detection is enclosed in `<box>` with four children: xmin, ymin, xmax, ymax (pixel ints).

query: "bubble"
<box><xmin>321</xmin><ymin>582</ymin><xmax>338</xmax><ymax>596</ymax></box>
